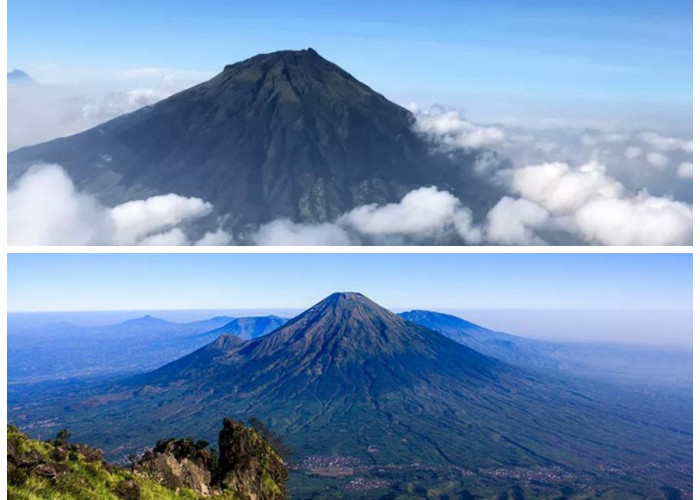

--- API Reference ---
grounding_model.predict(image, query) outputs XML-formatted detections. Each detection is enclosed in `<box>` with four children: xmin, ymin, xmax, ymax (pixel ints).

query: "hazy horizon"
<box><xmin>8</xmin><ymin>305</ymin><xmax>692</xmax><ymax>348</ymax></box>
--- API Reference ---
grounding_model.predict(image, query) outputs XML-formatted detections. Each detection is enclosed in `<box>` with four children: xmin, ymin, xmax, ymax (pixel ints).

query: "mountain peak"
<box><xmin>222</xmin><ymin>47</ymin><xmax>328</xmax><ymax>72</ymax></box>
<box><xmin>119</xmin><ymin>315</ymin><xmax>171</xmax><ymax>327</ymax></box>
<box><xmin>300</xmin><ymin>292</ymin><xmax>398</xmax><ymax>327</ymax></box>
<box><xmin>317</xmin><ymin>291</ymin><xmax>371</xmax><ymax>306</ymax></box>
<box><xmin>240</xmin><ymin>292</ymin><xmax>469</xmax><ymax>363</ymax></box>
<box><xmin>216</xmin><ymin>47</ymin><xmax>372</xmax><ymax>106</ymax></box>
<box><xmin>7</xmin><ymin>69</ymin><xmax>33</xmax><ymax>83</ymax></box>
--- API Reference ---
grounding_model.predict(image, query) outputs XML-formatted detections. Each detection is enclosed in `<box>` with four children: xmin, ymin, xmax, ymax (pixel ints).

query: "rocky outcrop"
<box><xmin>8</xmin><ymin>421</ymin><xmax>288</xmax><ymax>500</ymax></box>
<box><xmin>218</xmin><ymin>418</ymin><xmax>288</xmax><ymax>500</ymax></box>
<box><xmin>135</xmin><ymin>418</ymin><xmax>288</xmax><ymax>499</ymax></box>
<box><xmin>136</xmin><ymin>438</ymin><xmax>214</xmax><ymax>495</ymax></box>
<box><xmin>8</xmin><ymin>425</ymin><xmax>78</xmax><ymax>485</ymax></box>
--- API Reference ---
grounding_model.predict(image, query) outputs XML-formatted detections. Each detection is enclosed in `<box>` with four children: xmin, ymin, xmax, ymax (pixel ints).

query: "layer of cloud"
<box><xmin>412</xmin><ymin>107</ymin><xmax>693</xmax><ymax>204</ymax></box>
<box><xmin>7</xmin><ymin>100</ymin><xmax>692</xmax><ymax>246</ymax></box>
<box><xmin>505</xmin><ymin>161</ymin><xmax>692</xmax><ymax>245</ymax></box>
<box><xmin>638</xmin><ymin>132</ymin><xmax>692</xmax><ymax>153</ymax></box>
<box><xmin>8</xmin><ymin>68</ymin><xmax>210</xmax><ymax>150</ymax></box>
<box><xmin>407</xmin><ymin>107</ymin><xmax>692</xmax><ymax>245</ymax></box>
<box><xmin>252</xmin><ymin>159</ymin><xmax>691</xmax><ymax>246</ymax></box>
<box><xmin>8</xmin><ymin>164</ymin><xmax>231</xmax><ymax>246</ymax></box>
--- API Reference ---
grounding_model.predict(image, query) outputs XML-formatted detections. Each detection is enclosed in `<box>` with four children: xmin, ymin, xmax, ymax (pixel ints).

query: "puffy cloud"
<box><xmin>645</xmin><ymin>151</ymin><xmax>669</xmax><ymax>169</ymax></box>
<box><xmin>511</xmin><ymin>162</ymin><xmax>621</xmax><ymax>213</ymax></box>
<box><xmin>252</xmin><ymin>219</ymin><xmax>354</xmax><ymax>246</ymax></box>
<box><xmin>341</xmin><ymin>186</ymin><xmax>481</xmax><ymax>242</ymax></box>
<box><xmin>677</xmin><ymin>162</ymin><xmax>693</xmax><ymax>179</ymax></box>
<box><xmin>410</xmin><ymin>105</ymin><xmax>692</xmax><ymax>206</ymax></box>
<box><xmin>485</xmin><ymin>197</ymin><xmax>549</xmax><ymax>245</ymax></box>
<box><xmin>503</xmin><ymin>160</ymin><xmax>692</xmax><ymax>245</ymax></box>
<box><xmin>575</xmin><ymin>195</ymin><xmax>692</xmax><ymax>245</ymax></box>
<box><xmin>8</xmin><ymin>164</ymin><xmax>111</xmax><ymax>245</ymax></box>
<box><xmin>110</xmin><ymin>194</ymin><xmax>212</xmax><ymax>245</ymax></box>
<box><xmin>8</xmin><ymin>164</ymin><xmax>221</xmax><ymax>246</ymax></box>
<box><xmin>195</xmin><ymin>228</ymin><xmax>234</xmax><ymax>246</ymax></box>
<box><xmin>638</xmin><ymin>132</ymin><xmax>692</xmax><ymax>153</ymax></box>
<box><xmin>413</xmin><ymin>108</ymin><xmax>504</xmax><ymax>149</ymax></box>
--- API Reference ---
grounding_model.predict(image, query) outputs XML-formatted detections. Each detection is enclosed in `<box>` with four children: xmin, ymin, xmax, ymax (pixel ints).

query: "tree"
<box><xmin>54</xmin><ymin>429</ymin><xmax>71</xmax><ymax>446</ymax></box>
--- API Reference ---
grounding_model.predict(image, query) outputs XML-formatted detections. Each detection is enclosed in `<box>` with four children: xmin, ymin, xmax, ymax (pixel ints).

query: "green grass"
<box><xmin>7</xmin><ymin>427</ymin><xmax>241</xmax><ymax>500</ymax></box>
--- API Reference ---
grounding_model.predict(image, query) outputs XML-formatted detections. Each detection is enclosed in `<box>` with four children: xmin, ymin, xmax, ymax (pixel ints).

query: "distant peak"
<box><xmin>7</xmin><ymin>69</ymin><xmax>33</xmax><ymax>83</ymax></box>
<box><xmin>120</xmin><ymin>315</ymin><xmax>169</xmax><ymax>326</ymax></box>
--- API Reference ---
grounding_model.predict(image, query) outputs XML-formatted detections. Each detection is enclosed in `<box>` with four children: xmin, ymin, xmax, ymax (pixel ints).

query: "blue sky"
<box><xmin>8</xmin><ymin>253</ymin><xmax>691</xmax><ymax>312</ymax></box>
<box><xmin>8</xmin><ymin>0</ymin><xmax>692</xmax><ymax>107</ymax></box>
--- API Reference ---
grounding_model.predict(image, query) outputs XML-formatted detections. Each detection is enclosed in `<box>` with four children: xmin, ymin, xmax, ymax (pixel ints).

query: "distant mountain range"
<box><xmin>7</xmin><ymin>49</ymin><xmax>503</xmax><ymax>240</ymax></box>
<box><xmin>8</xmin><ymin>314</ymin><xmax>285</xmax><ymax>384</ymax></box>
<box><xmin>192</xmin><ymin>315</ymin><xmax>288</xmax><ymax>341</ymax></box>
<box><xmin>401</xmin><ymin>309</ymin><xmax>693</xmax><ymax>388</ymax></box>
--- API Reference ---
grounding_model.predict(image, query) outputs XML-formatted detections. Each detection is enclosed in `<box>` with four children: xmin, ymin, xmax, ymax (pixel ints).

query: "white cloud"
<box><xmin>252</xmin><ymin>219</ymin><xmax>354</xmax><ymax>246</ymax></box>
<box><xmin>8</xmin><ymin>164</ymin><xmax>111</xmax><ymax>245</ymax></box>
<box><xmin>8</xmin><ymin>164</ymin><xmax>220</xmax><ymax>246</ymax></box>
<box><xmin>511</xmin><ymin>162</ymin><xmax>621</xmax><ymax>213</ymax></box>
<box><xmin>503</xmin><ymin>160</ymin><xmax>692</xmax><ymax>245</ymax></box>
<box><xmin>638</xmin><ymin>132</ymin><xmax>692</xmax><ymax>153</ymax></box>
<box><xmin>409</xmin><ymin>105</ymin><xmax>692</xmax><ymax>209</ymax></box>
<box><xmin>341</xmin><ymin>186</ymin><xmax>480</xmax><ymax>242</ymax></box>
<box><xmin>677</xmin><ymin>162</ymin><xmax>693</xmax><ymax>179</ymax></box>
<box><xmin>485</xmin><ymin>197</ymin><xmax>549</xmax><ymax>245</ymax></box>
<box><xmin>575</xmin><ymin>195</ymin><xmax>692</xmax><ymax>245</ymax></box>
<box><xmin>195</xmin><ymin>228</ymin><xmax>234</xmax><ymax>246</ymax></box>
<box><xmin>110</xmin><ymin>194</ymin><xmax>212</xmax><ymax>245</ymax></box>
<box><xmin>413</xmin><ymin>109</ymin><xmax>504</xmax><ymax>149</ymax></box>
<box><xmin>645</xmin><ymin>151</ymin><xmax>669</xmax><ymax>169</ymax></box>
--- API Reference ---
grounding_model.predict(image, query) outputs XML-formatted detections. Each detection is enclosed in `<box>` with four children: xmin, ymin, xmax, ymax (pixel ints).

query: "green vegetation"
<box><xmin>8</xmin><ymin>425</ymin><xmax>207</xmax><ymax>500</ymax></box>
<box><xmin>7</xmin><ymin>424</ymin><xmax>291</xmax><ymax>500</ymax></box>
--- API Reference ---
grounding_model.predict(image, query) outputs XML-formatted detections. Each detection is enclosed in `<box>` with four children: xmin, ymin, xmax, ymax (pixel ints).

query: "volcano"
<box><xmin>31</xmin><ymin>292</ymin><xmax>689</xmax><ymax>482</ymax></box>
<box><xmin>7</xmin><ymin>49</ymin><xmax>501</xmax><ymax>239</ymax></box>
